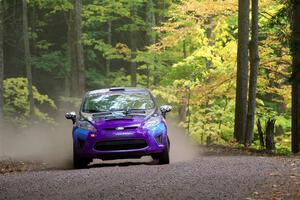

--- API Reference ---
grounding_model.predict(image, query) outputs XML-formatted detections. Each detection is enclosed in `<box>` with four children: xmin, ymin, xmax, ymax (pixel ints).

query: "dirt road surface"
<box><xmin>0</xmin><ymin>121</ymin><xmax>299</xmax><ymax>200</ymax></box>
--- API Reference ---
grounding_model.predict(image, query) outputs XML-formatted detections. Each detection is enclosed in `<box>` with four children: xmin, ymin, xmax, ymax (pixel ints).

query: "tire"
<box><xmin>73</xmin><ymin>144</ymin><xmax>90</xmax><ymax>169</ymax></box>
<box><xmin>158</xmin><ymin>136</ymin><xmax>170</xmax><ymax>164</ymax></box>
<box><xmin>151</xmin><ymin>154</ymin><xmax>159</xmax><ymax>160</ymax></box>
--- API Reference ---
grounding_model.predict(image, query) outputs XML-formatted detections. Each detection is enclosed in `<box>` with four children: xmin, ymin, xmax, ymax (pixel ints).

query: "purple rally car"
<box><xmin>65</xmin><ymin>87</ymin><xmax>172</xmax><ymax>169</ymax></box>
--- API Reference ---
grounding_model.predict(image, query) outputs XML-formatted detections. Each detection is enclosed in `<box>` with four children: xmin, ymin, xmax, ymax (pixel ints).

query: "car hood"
<box><xmin>80</xmin><ymin>109</ymin><xmax>156</xmax><ymax>129</ymax></box>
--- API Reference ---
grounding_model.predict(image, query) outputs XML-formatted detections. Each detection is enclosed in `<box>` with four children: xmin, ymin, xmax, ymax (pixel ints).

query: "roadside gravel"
<box><xmin>0</xmin><ymin>156</ymin><xmax>299</xmax><ymax>200</ymax></box>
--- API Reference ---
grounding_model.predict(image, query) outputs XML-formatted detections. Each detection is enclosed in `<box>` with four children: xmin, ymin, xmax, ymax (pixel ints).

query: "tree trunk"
<box><xmin>245</xmin><ymin>0</ymin><xmax>259</xmax><ymax>146</ymax></box>
<box><xmin>147</xmin><ymin>0</ymin><xmax>156</xmax><ymax>88</ymax></box>
<box><xmin>153</xmin><ymin>65</ymin><xmax>158</xmax><ymax>86</ymax></box>
<box><xmin>130</xmin><ymin>35</ymin><xmax>137</xmax><ymax>87</ymax></box>
<box><xmin>64</xmin><ymin>75</ymin><xmax>70</xmax><ymax>97</ymax></box>
<box><xmin>205</xmin><ymin>17</ymin><xmax>213</xmax><ymax>69</ymax></box>
<box><xmin>257</xmin><ymin>119</ymin><xmax>265</xmax><ymax>148</ymax></box>
<box><xmin>146</xmin><ymin>64</ymin><xmax>150</xmax><ymax>88</ymax></box>
<box><xmin>183</xmin><ymin>39</ymin><xmax>187</xmax><ymax>59</ymax></box>
<box><xmin>67</xmin><ymin>0</ymin><xmax>85</xmax><ymax>97</ymax></box>
<box><xmin>265</xmin><ymin>119</ymin><xmax>276</xmax><ymax>151</ymax></box>
<box><xmin>234</xmin><ymin>0</ymin><xmax>250</xmax><ymax>143</ymax></box>
<box><xmin>178</xmin><ymin>39</ymin><xmax>189</xmax><ymax>122</ymax></box>
<box><xmin>22</xmin><ymin>0</ymin><xmax>34</xmax><ymax>116</ymax></box>
<box><xmin>74</xmin><ymin>0</ymin><xmax>85</xmax><ymax>96</ymax></box>
<box><xmin>0</xmin><ymin>0</ymin><xmax>3</xmax><ymax>156</ymax></box>
<box><xmin>31</xmin><ymin>6</ymin><xmax>37</xmax><ymax>54</ymax></box>
<box><xmin>63</xmin><ymin>15</ymin><xmax>71</xmax><ymax>97</ymax></box>
<box><xmin>178</xmin><ymin>87</ymin><xmax>188</xmax><ymax>122</ymax></box>
<box><xmin>291</xmin><ymin>0</ymin><xmax>300</xmax><ymax>153</ymax></box>
<box><xmin>218</xmin><ymin>98</ymin><xmax>228</xmax><ymax>131</ymax></box>
<box><xmin>147</xmin><ymin>0</ymin><xmax>156</xmax><ymax>45</ymax></box>
<box><xmin>0</xmin><ymin>0</ymin><xmax>4</xmax><ymax>121</ymax></box>
<box><xmin>106</xmin><ymin>20</ymin><xmax>112</xmax><ymax>75</ymax></box>
<box><xmin>187</xmin><ymin>87</ymin><xmax>191</xmax><ymax>134</ymax></box>
<box><xmin>66</xmin><ymin>10</ymin><xmax>77</xmax><ymax>96</ymax></box>
<box><xmin>151</xmin><ymin>0</ymin><xmax>160</xmax><ymax>86</ymax></box>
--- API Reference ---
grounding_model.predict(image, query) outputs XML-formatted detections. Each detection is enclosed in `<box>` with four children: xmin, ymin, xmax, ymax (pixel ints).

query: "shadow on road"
<box><xmin>89</xmin><ymin>158</ymin><xmax>158</xmax><ymax>168</ymax></box>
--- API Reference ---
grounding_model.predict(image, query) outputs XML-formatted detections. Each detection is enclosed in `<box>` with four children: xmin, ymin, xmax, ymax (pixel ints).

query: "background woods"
<box><xmin>0</xmin><ymin>0</ymin><xmax>299</xmax><ymax>154</ymax></box>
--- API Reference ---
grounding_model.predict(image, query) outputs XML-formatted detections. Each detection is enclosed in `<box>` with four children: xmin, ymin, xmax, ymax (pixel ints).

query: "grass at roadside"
<box><xmin>202</xmin><ymin>143</ymin><xmax>300</xmax><ymax>158</ymax></box>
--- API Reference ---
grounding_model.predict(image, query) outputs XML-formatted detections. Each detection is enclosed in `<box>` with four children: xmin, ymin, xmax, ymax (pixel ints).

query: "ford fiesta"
<box><xmin>65</xmin><ymin>87</ymin><xmax>172</xmax><ymax>169</ymax></box>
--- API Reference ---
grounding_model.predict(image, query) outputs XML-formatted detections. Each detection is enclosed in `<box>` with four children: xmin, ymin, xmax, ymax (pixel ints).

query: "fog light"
<box><xmin>89</xmin><ymin>133</ymin><xmax>97</xmax><ymax>138</ymax></box>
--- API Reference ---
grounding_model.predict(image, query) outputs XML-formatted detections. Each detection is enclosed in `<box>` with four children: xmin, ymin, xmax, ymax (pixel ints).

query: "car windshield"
<box><xmin>81</xmin><ymin>92</ymin><xmax>155</xmax><ymax>113</ymax></box>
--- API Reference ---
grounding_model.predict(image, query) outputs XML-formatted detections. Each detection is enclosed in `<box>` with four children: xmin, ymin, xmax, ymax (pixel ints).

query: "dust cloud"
<box><xmin>0</xmin><ymin>118</ymin><xmax>73</xmax><ymax>169</ymax></box>
<box><xmin>0</xmin><ymin>117</ymin><xmax>200</xmax><ymax>168</ymax></box>
<box><xmin>167</xmin><ymin>119</ymin><xmax>201</xmax><ymax>162</ymax></box>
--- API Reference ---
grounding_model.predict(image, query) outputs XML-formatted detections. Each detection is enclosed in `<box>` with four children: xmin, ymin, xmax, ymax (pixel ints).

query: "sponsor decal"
<box><xmin>114</xmin><ymin>132</ymin><xmax>133</xmax><ymax>136</ymax></box>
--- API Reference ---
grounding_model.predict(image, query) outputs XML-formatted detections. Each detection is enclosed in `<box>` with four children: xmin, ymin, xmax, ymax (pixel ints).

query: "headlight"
<box><xmin>77</xmin><ymin>120</ymin><xmax>97</xmax><ymax>132</ymax></box>
<box><xmin>143</xmin><ymin>116</ymin><xmax>161</xmax><ymax>129</ymax></box>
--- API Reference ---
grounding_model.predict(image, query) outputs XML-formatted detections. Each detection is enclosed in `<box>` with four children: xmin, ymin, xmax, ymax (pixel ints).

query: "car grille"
<box><xmin>102</xmin><ymin>126</ymin><xmax>138</xmax><ymax>131</ymax></box>
<box><xmin>94</xmin><ymin>139</ymin><xmax>148</xmax><ymax>151</ymax></box>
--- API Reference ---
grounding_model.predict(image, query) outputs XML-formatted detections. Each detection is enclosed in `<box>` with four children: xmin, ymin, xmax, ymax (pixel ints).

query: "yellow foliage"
<box><xmin>3</xmin><ymin>77</ymin><xmax>57</xmax><ymax>124</ymax></box>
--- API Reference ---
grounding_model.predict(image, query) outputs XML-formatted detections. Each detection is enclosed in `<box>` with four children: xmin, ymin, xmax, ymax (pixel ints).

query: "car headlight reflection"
<box><xmin>143</xmin><ymin>116</ymin><xmax>161</xmax><ymax>129</ymax></box>
<box><xmin>77</xmin><ymin>120</ymin><xmax>97</xmax><ymax>132</ymax></box>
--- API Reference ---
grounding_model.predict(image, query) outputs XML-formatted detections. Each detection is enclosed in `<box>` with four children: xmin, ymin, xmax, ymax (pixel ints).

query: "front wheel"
<box><xmin>73</xmin><ymin>144</ymin><xmax>91</xmax><ymax>169</ymax></box>
<box><xmin>158</xmin><ymin>137</ymin><xmax>170</xmax><ymax>164</ymax></box>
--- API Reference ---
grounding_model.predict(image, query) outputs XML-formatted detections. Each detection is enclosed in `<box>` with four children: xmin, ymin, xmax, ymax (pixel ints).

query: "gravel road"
<box><xmin>0</xmin><ymin>156</ymin><xmax>299</xmax><ymax>200</ymax></box>
<box><xmin>0</xmin><ymin>122</ymin><xmax>299</xmax><ymax>200</ymax></box>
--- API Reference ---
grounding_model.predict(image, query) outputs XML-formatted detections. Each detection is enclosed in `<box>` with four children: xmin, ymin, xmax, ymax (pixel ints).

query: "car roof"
<box><xmin>85</xmin><ymin>87</ymin><xmax>151</xmax><ymax>97</ymax></box>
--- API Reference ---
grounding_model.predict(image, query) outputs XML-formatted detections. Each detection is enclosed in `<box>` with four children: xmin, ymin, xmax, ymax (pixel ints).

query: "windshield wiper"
<box><xmin>87</xmin><ymin>109</ymin><xmax>146</xmax><ymax>116</ymax></box>
<box><xmin>107</xmin><ymin>109</ymin><xmax>146</xmax><ymax>114</ymax></box>
<box><xmin>123</xmin><ymin>109</ymin><xmax>146</xmax><ymax>115</ymax></box>
<box><xmin>84</xmin><ymin>110</ymin><xmax>112</xmax><ymax>115</ymax></box>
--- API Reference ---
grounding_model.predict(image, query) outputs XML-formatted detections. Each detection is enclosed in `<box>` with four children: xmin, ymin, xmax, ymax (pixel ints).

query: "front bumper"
<box><xmin>73</xmin><ymin>122</ymin><xmax>168</xmax><ymax>159</ymax></box>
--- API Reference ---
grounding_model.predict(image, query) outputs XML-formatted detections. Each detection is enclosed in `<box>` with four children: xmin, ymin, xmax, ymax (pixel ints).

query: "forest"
<box><xmin>0</xmin><ymin>0</ymin><xmax>299</xmax><ymax>154</ymax></box>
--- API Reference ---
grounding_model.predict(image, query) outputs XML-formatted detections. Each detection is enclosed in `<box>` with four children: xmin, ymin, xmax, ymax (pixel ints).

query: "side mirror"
<box><xmin>160</xmin><ymin>105</ymin><xmax>172</xmax><ymax>118</ymax></box>
<box><xmin>65</xmin><ymin>111</ymin><xmax>77</xmax><ymax>124</ymax></box>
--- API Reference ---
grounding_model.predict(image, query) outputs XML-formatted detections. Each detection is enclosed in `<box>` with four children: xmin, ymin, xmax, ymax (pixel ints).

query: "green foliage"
<box><xmin>32</xmin><ymin>51</ymin><xmax>69</xmax><ymax>78</ymax></box>
<box><xmin>85</xmin><ymin>67</ymin><xmax>105</xmax><ymax>89</ymax></box>
<box><xmin>149</xmin><ymin>0</ymin><xmax>292</xmax><ymax>153</ymax></box>
<box><xmin>2</xmin><ymin>0</ymin><xmax>293</xmax><ymax>154</ymax></box>
<box><xmin>59</xmin><ymin>96</ymin><xmax>82</xmax><ymax>109</ymax></box>
<box><xmin>31</xmin><ymin>0</ymin><xmax>73</xmax><ymax>12</ymax></box>
<box><xmin>3</xmin><ymin>78</ymin><xmax>56</xmax><ymax>124</ymax></box>
<box><xmin>108</xmin><ymin>70</ymin><xmax>131</xmax><ymax>87</ymax></box>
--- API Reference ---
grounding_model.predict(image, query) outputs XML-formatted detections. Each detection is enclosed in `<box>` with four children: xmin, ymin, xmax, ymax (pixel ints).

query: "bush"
<box><xmin>3</xmin><ymin>77</ymin><xmax>56</xmax><ymax>124</ymax></box>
